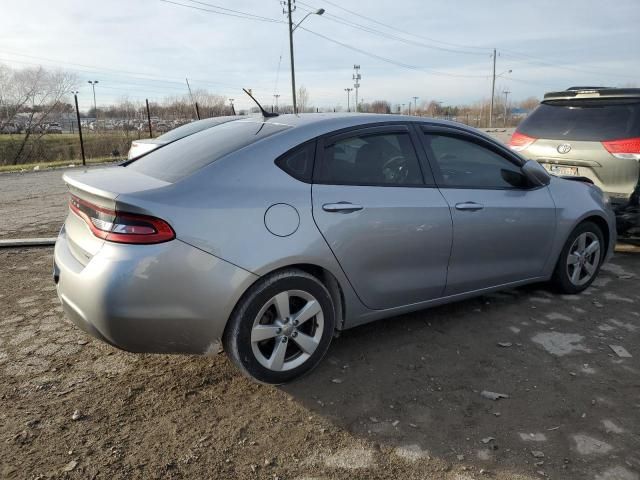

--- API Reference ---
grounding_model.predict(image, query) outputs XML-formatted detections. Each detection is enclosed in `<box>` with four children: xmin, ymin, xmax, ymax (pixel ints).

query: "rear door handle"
<box><xmin>322</xmin><ymin>202</ymin><xmax>364</xmax><ymax>213</ymax></box>
<box><xmin>455</xmin><ymin>202</ymin><xmax>484</xmax><ymax>211</ymax></box>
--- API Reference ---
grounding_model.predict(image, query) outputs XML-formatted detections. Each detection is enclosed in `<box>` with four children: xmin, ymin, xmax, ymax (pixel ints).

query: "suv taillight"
<box><xmin>508</xmin><ymin>131</ymin><xmax>536</xmax><ymax>151</ymax></box>
<box><xmin>69</xmin><ymin>195</ymin><xmax>175</xmax><ymax>244</ymax></box>
<box><xmin>602</xmin><ymin>137</ymin><xmax>640</xmax><ymax>160</ymax></box>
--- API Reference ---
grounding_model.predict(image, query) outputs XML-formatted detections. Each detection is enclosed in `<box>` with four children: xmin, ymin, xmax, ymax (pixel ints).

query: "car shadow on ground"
<box><xmin>282</xmin><ymin>263</ymin><xmax>640</xmax><ymax>479</ymax></box>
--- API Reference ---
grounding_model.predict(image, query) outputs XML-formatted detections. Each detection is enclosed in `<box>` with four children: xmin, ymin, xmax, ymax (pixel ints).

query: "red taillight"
<box><xmin>69</xmin><ymin>195</ymin><xmax>175</xmax><ymax>244</ymax></box>
<box><xmin>508</xmin><ymin>131</ymin><xmax>537</xmax><ymax>152</ymax></box>
<box><xmin>602</xmin><ymin>137</ymin><xmax>640</xmax><ymax>159</ymax></box>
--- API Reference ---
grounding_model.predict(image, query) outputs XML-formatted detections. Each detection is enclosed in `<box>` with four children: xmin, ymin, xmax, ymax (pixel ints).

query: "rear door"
<box><xmin>419</xmin><ymin>127</ymin><xmax>556</xmax><ymax>295</ymax></box>
<box><xmin>312</xmin><ymin>124</ymin><xmax>452</xmax><ymax>310</ymax></box>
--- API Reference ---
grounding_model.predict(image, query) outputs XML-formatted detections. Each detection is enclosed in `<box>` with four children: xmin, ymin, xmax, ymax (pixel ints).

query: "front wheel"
<box><xmin>223</xmin><ymin>269</ymin><xmax>335</xmax><ymax>384</ymax></box>
<box><xmin>552</xmin><ymin>221</ymin><xmax>604</xmax><ymax>294</ymax></box>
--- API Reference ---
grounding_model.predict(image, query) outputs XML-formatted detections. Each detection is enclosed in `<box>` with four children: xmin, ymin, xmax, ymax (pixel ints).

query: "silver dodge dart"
<box><xmin>54</xmin><ymin>113</ymin><xmax>615</xmax><ymax>383</ymax></box>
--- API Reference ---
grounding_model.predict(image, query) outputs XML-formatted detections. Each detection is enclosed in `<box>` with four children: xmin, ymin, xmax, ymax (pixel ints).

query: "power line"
<box><xmin>296</xmin><ymin>1</ymin><xmax>487</xmax><ymax>56</ymax></box>
<box><xmin>159</xmin><ymin>0</ymin><xmax>282</xmax><ymax>23</ymax></box>
<box><xmin>319</xmin><ymin>0</ymin><xmax>491</xmax><ymax>52</ymax></box>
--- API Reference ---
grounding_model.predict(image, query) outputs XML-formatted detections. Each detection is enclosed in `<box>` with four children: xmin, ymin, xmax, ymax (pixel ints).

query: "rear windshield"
<box><xmin>518</xmin><ymin>100</ymin><xmax>640</xmax><ymax>141</ymax></box>
<box><xmin>156</xmin><ymin>116</ymin><xmax>239</xmax><ymax>142</ymax></box>
<box><xmin>127</xmin><ymin>120</ymin><xmax>291</xmax><ymax>182</ymax></box>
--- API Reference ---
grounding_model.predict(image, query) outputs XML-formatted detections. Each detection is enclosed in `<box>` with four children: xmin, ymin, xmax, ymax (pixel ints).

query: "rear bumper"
<box><xmin>54</xmin><ymin>230</ymin><xmax>258</xmax><ymax>354</ymax></box>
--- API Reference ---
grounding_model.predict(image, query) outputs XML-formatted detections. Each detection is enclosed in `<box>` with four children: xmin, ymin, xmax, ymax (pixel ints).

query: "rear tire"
<box><xmin>223</xmin><ymin>269</ymin><xmax>335</xmax><ymax>384</ymax></box>
<box><xmin>552</xmin><ymin>221</ymin><xmax>604</xmax><ymax>294</ymax></box>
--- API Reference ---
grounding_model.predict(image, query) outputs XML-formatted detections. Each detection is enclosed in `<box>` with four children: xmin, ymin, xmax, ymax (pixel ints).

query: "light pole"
<box><xmin>87</xmin><ymin>80</ymin><xmax>98</xmax><ymax>118</ymax></box>
<box><xmin>229</xmin><ymin>98</ymin><xmax>235</xmax><ymax>115</ymax></box>
<box><xmin>412</xmin><ymin>96</ymin><xmax>419</xmax><ymax>116</ymax></box>
<box><xmin>286</xmin><ymin>2</ymin><xmax>324</xmax><ymax>114</ymax></box>
<box><xmin>503</xmin><ymin>89</ymin><xmax>511</xmax><ymax>127</ymax></box>
<box><xmin>344</xmin><ymin>88</ymin><xmax>352</xmax><ymax>112</ymax></box>
<box><xmin>273</xmin><ymin>94</ymin><xmax>281</xmax><ymax>113</ymax></box>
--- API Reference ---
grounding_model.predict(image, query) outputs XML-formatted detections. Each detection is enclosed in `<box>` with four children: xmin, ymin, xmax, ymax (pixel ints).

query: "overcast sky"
<box><xmin>1</xmin><ymin>0</ymin><xmax>639</xmax><ymax>111</ymax></box>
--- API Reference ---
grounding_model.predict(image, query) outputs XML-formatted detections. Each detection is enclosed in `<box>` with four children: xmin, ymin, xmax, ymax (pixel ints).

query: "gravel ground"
<box><xmin>1</xmin><ymin>138</ymin><xmax>639</xmax><ymax>480</ymax></box>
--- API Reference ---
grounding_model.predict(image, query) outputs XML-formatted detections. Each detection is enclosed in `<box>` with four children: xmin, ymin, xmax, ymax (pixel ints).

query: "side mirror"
<box><xmin>522</xmin><ymin>160</ymin><xmax>551</xmax><ymax>187</ymax></box>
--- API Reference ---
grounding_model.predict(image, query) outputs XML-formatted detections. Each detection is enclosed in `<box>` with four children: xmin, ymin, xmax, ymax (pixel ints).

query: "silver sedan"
<box><xmin>54</xmin><ymin>114</ymin><xmax>615</xmax><ymax>383</ymax></box>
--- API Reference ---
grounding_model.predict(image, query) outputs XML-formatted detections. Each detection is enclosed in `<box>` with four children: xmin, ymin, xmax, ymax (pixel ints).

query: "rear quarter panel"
<box><xmin>116</xmin><ymin>136</ymin><xmax>369</xmax><ymax>326</ymax></box>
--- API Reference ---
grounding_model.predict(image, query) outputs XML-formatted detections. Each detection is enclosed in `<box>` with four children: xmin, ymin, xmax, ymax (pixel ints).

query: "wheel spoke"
<box><xmin>292</xmin><ymin>300</ymin><xmax>321</xmax><ymax>326</ymax></box>
<box><xmin>584</xmin><ymin>260</ymin><xmax>597</xmax><ymax>275</ymax></box>
<box><xmin>567</xmin><ymin>254</ymin><xmax>580</xmax><ymax>265</ymax></box>
<box><xmin>251</xmin><ymin>325</ymin><xmax>281</xmax><ymax>343</ymax></box>
<box><xmin>585</xmin><ymin>240</ymin><xmax>600</xmax><ymax>256</ymax></box>
<box><xmin>292</xmin><ymin>331</ymin><xmax>319</xmax><ymax>355</ymax></box>
<box><xmin>577</xmin><ymin>233</ymin><xmax>587</xmax><ymax>252</ymax></box>
<box><xmin>571</xmin><ymin>265</ymin><xmax>582</xmax><ymax>283</ymax></box>
<box><xmin>273</xmin><ymin>292</ymin><xmax>290</xmax><ymax>320</ymax></box>
<box><xmin>267</xmin><ymin>339</ymin><xmax>287</xmax><ymax>371</ymax></box>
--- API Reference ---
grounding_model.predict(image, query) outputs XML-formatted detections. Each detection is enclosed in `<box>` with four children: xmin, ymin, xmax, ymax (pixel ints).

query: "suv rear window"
<box><xmin>518</xmin><ymin>100</ymin><xmax>640</xmax><ymax>141</ymax></box>
<box><xmin>127</xmin><ymin>120</ymin><xmax>291</xmax><ymax>182</ymax></box>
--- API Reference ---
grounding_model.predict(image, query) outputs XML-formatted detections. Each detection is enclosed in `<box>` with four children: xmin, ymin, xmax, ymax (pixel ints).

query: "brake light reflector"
<box><xmin>69</xmin><ymin>195</ymin><xmax>175</xmax><ymax>244</ymax></box>
<box><xmin>602</xmin><ymin>137</ymin><xmax>640</xmax><ymax>159</ymax></box>
<box><xmin>508</xmin><ymin>131</ymin><xmax>537</xmax><ymax>151</ymax></box>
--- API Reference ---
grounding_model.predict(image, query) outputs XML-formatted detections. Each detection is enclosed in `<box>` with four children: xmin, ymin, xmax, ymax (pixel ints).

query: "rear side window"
<box><xmin>275</xmin><ymin>141</ymin><xmax>315</xmax><ymax>182</ymax></box>
<box><xmin>316</xmin><ymin>132</ymin><xmax>423</xmax><ymax>186</ymax></box>
<box><xmin>127</xmin><ymin>120</ymin><xmax>291</xmax><ymax>182</ymax></box>
<box><xmin>425</xmin><ymin>134</ymin><xmax>527</xmax><ymax>189</ymax></box>
<box><xmin>518</xmin><ymin>101</ymin><xmax>640</xmax><ymax>141</ymax></box>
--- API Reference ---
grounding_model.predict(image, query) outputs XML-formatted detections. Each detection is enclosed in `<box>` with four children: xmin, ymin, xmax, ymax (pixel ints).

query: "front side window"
<box><xmin>317</xmin><ymin>132</ymin><xmax>423</xmax><ymax>186</ymax></box>
<box><xmin>425</xmin><ymin>134</ymin><xmax>527</xmax><ymax>189</ymax></box>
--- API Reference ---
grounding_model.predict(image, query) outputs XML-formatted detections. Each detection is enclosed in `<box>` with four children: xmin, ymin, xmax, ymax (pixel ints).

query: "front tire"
<box><xmin>223</xmin><ymin>269</ymin><xmax>335</xmax><ymax>384</ymax></box>
<box><xmin>552</xmin><ymin>221</ymin><xmax>604</xmax><ymax>294</ymax></box>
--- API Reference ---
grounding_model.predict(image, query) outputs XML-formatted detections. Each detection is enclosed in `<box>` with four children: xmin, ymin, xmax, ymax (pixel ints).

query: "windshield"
<box><xmin>127</xmin><ymin>120</ymin><xmax>291</xmax><ymax>182</ymax></box>
<box><xmin>156</xmin><ymin>116</ymin><xmax>240</xmax><ymax>143</ymax></box>
<box><xmin>518</xmin><ymin>100</ymin><xmax>640</xmax><ymax>141</ymax></box>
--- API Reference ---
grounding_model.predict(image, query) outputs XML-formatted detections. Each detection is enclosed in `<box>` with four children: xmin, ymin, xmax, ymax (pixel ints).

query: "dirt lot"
<box><xmin>1</xmin><ymin>165</ymin><xmax>639</xmax><ymax>480</ymax></box>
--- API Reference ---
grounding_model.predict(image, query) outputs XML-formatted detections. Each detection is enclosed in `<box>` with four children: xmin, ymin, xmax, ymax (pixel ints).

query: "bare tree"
<box><xmin>0</xmin><ymin>64</ymin><xmax>77</xmax><ymax>164</ymax></box>
<box><xmin>297</xmin><ymin>86</ymin><xmax>310</xmax><ymax>113</ymax></box>
<box><xmin>369</xmin><ymin>100</ymin><xmax>391</xmax><ymax>114</ymax></box>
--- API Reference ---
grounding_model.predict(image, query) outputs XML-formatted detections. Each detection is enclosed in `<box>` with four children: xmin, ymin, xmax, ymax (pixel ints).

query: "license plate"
<box><xmin>543</xmin><ymin>164</ymin><xmax>579</xmax><ymax>176</ymax></box>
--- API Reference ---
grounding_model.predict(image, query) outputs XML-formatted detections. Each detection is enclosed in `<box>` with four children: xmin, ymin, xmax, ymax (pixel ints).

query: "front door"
<box><xmin>419</xmin><ymin>129</ymin><xmax>556</xmax><ymax>295</ymax></box>
<box><xmin>312</xmin><ymin>125</ymin><xmax>453</xmax><ymax>310</ymax></box>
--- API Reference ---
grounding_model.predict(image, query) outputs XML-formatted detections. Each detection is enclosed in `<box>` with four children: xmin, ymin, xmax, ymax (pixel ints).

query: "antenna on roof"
<box><xmin>242</xmin><ymin>88</ymin><xmax>279</xmax><ymax>118</ymax></box>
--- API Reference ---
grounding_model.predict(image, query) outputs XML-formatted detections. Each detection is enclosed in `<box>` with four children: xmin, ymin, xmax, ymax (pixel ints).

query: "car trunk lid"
<box><xmin>62</xmin><ymin>167</ymin><xmax>171</xmax><ymax>266</ymax></box>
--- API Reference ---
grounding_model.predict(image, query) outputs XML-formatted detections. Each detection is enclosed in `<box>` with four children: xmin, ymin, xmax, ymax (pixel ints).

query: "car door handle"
<box><xmin>322</xmin><ymin>202</ymin><xmax>364</xmax><ymax>213</ymax></box>
<box><xmin>455</xmin><ymin>202</ymin><xmax>484</xmax><ymax>211</ymax></box>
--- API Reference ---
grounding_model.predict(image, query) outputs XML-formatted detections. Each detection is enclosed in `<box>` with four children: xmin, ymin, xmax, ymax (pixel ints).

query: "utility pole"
<box><xmin>229</xmin><ymin>98</ymin><xmax>235</xmax><ymax>115</ymax></box>
<box><xmin>286</xmin><ymin>0</ymin><xmax>297</xmax><ymax>114</ymax></box>
<box><xmin>489</xmin><ymin>48</ymin><xmax>496</xmax><ymax>128</ymax></box>
<box><xmin>274</xmin><ymin>94</ymin><xmax>281</xmax><ymax>112</ymax></box>
<box><xmin>412</xmin><ymin>96</ymin><xmax>419</xmax><ymax>116</ymax></box>
<box><xmin>344</xmin><ymin>88</ymin><xmax>352</xmax><ymax>112</ymax></box>
<box><xmin>73</xmin><ymin>92</ymin><xmax>86</xmax><ymax>166</ymax></box>
<box><xmin>503</xmin><ymin>89</ymin><xmax>511</xmax><ymax>127</ymax></box>
<box><xmin>352</xmin><ymin>65</ymin><xmax>361</xmax><ymax>112</ymax></box>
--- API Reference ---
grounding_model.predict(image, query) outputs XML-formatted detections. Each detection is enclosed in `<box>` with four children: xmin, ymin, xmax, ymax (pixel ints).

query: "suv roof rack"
<box><xmin>543</xmin><ymin>87</ymin><xmax>640</xmax><ymax>102</ymax></box>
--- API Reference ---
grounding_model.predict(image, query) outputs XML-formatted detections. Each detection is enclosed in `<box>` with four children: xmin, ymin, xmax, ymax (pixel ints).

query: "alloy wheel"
<box><xmin>566</xmin><ymin>231</ymin><xmax>601</xmax><ymax>286</ymax></box>
<box><xmin>250</xmin><ymin>290</ymin><xmax>324</xmax><ymax>372</ymax></box>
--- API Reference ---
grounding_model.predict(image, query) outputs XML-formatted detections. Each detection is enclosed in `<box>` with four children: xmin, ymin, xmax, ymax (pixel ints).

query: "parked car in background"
<box><xmin>46</xmin><ymin>123</ymin><xmax>63</xmax><ymax>134</ymax></box>
<box><xmin>509</xmin><ymin>87</ymin><xmax>640</xmax><ymax>234</ymax></box>
<box><xmin>127</xmin><ymin>116</ymin><xmax>239</xmax><ymax>159</ymax></box>
<box><xmin>0</xmin><ymin>122</ymin><xmax>19</xmax><ymax>134</ymax></box>
<box><xmin>55</xmin><ymin>114</ymin><xmax>614</xmax><ymax>384</ymax></box>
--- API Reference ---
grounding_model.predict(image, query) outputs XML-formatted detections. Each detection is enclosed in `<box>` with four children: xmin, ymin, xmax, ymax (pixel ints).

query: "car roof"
<box><xmin>543</xmin><ymin>87</ymin><xmax>640</xmax><ymax>103</ymax></box>
<box><xmin>248</xmin><ymin>112</ymin><xmax>491</xmax><ymax>141</ymax></box>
